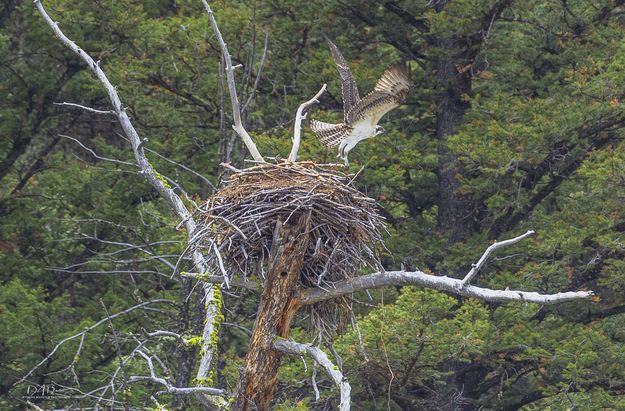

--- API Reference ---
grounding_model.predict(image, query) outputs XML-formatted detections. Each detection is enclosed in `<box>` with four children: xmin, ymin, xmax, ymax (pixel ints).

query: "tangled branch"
<box><xmin>14</xmin><ymin>299</ymin><xmax>174</xmax><ymax>387</ymax></box>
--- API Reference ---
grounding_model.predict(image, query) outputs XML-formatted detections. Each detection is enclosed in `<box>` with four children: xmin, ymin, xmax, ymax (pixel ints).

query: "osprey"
<box><xmin>311</xmin><ymin>38</ymin><xmax>411</xmax><ymax>165</ymax></box>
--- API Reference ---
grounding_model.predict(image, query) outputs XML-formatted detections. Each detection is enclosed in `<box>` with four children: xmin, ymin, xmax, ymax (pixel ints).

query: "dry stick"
<box><xmin>144</xmin><ymin>146</ymin><xmax>217</xmax><ymax>192</ymax></box>
<box><xmin>59</xmin><ymin>134</ymin><xmax>136</xmax><ymax>166</ymax></box>
<box><xmin>148</xmin><ymin>330</ymin><xmax>183</xmax><ymax>339</ymax></box>
<box><xmin>242</xmin><ymin>32</ymin><xmax>269</xmax><ymax>113</ymax></box>
<box><xmin>54</xmin><ymin>101</ymin><xmax>116</xmax><ymax>115</ymax></box>
<box><xmin>274</xmin><ymin>339</ymin><xmax>351</xmax><ymax>411</ymax></box>
<box><xmin>34</xmin><ymin>1</ymin><xmax>225</xmax><ymax>405</ymax></box>
<box><xmin>311</xmin><ymin>363</ymin><xmax>320</xmax><ymax>402</ymax></box>
<box><xmin>289</xmin><ymin>84</ymin><xmax>327</xmax><ymax>162</ymax></box>
<box><xmin>201</xmin><ymin>0</ymin><xmax>264</xmax><ymax>163</ymax></box>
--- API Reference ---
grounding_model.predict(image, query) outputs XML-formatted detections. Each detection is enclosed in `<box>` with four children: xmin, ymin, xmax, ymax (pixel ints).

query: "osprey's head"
<box><xmin>374</xmin><ymin>125</ymin><xmax>385</xmax><ymax>136</ymax></box>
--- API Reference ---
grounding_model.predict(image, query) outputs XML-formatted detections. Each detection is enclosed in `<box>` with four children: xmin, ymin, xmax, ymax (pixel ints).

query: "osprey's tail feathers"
<box><xmin>310</xmin><ymin>120</ymin><xmax>351</xmax><ymax>148</ymax></box>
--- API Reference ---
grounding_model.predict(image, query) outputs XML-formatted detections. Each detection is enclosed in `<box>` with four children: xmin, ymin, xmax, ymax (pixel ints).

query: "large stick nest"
<box><xmin>191</xmin><ymin>162</ymin><xmax>385</xmax><ymax>289</ymax></box>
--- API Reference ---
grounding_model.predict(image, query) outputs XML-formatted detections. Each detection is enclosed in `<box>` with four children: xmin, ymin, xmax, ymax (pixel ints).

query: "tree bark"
<box><xmin>172</xmin><ymin>277</ymin><xmax>197</xmax><ymax>410</ymax></box>
<box><xmin>434</xmin><ymin>34</ymin><xmax>475</xmax><ymax>244</ymax></box>
<box><xmin>433</xmin><ymin>0</ymin><xmax>513</xmax><ymax>243</ymax></box>
<box><xmin>233</xmin><ymin>211</ymin><xmax>312</xmax><ymax>410</ymax></box>
<box><xmin>431</xmin><ymin>3</ymin><xmax>486</xmax><ymax>408</ymax></box>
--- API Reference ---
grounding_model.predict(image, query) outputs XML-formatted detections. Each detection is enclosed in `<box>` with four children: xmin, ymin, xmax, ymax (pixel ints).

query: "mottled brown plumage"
<box><xmin>311</xmin><ymin>39</ymin><xmax>411</xmax><ymax>164</ymax></box>
<box><xmin>345</xmin><ymin>63</ymin><xmax>411</xmax><ymax>124</ymax></box>
<box><xmin>324</xmin><ymin>35</ymin><xmax>360</xmax><ymax>119</ymax></box>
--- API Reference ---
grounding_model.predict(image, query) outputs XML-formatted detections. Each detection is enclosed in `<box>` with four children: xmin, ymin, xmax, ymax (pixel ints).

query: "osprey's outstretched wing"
<box><xmin>310</xmin><ymin>120</ymin><xmax>352</xmax><ymax>147</ymax></box>
<box><xmin>324</xmin><ymin>36</ymin><xmax>360</xmax><ymax>119</ymax></box>
<box><xmin>346</xmin><ymin>63</ymin><xmax>411</xmax><ymax>125</ymax></box>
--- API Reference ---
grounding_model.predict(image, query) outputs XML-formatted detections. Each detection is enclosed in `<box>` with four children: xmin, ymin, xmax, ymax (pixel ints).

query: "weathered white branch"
<box><xmin>129</xmin><ymin>350</ymin><xmax>225</xmax><ymax>396</ymax></box>
<box><xmin>289</xmin><ymin>84</ymin><xmax>327</xmax><ymax>162</ymax></box>
<box><xmin>301</xmin><ymin>270</ymin><xmax>592</xmax><ymax>305</ymax></box>
<box><xmin>220</xmin><ymin>162</ymin><xmax>243</xmax><ymax>173</ymax></box>
<box><xmin>35</xmin><ymin>3</ymin><xmax>223</xmax><ymax>406</ymax></box>
<box><xmin>274</xmin><ymin>339</ymin><xmax>351</xmax><ymax>411</ymax></box>
<box><xmin>201</xmin><ymin>1</ymin><xmax>264</xmax><ymax>163</ymax></box>
<box><xmin>301</xmin><ymin>230</ymin><xmax>592</xmax><ymax>305</ymax></box>
<box><xmin>148</xmin><ymin>330</ymin><xmax>182</xmax><ymax>339</ymax></box>
<box><xmin>35</xmin><ymin>1</ymin><xmax>193</xmax><ymax>228</ymax></box>
<box><xmin>193</xmin><ymin>283</ymin><xmax>227</xmax><ymax>410</ymax></box>
<box><xmin>461</xmin><ymin>230</ymin><xmax>535</xmax><ymax>286</ymax></box>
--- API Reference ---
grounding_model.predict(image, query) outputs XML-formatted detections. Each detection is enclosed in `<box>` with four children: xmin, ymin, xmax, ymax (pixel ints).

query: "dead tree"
<box><xmin>31</xmin><ymin>1</ymin><xmax>593</xmax><ymax>410</ymax></box>
<box><xmin>233</xmin><ymin>213</ymin><xmax>312</xmax><ymax>410</ymax></box>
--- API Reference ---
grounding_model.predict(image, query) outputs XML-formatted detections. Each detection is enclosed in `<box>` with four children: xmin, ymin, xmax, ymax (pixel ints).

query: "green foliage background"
<box><xmin>2</xmin><ymin>0</ymin><xmax>625</xmax><ymax>409</ymax></box>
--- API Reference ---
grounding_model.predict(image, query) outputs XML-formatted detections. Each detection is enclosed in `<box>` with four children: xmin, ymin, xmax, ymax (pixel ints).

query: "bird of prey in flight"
<box><xmin>311</xmin><ymin>37</ymin><xmax>411</xmax><ymax>165</ymax></box>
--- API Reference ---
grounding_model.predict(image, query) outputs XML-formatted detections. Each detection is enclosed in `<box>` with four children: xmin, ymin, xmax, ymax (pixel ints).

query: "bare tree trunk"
<box><xmin>233</xmin><ymin>211</ymin><xmax>312</xmax><ymax>410</ymax></box>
